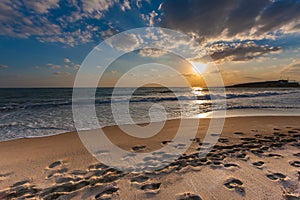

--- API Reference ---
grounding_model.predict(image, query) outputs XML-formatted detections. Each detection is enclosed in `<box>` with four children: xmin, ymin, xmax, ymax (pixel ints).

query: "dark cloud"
<box><xmin>226</xmin><ymin>0</ymin><xmax>270</xmax><ymax>36</ymax></box>
<box><xmin>161</xmin><ymin>0</ymin><xmax>239</xmax><ymax>38</ymax></box>
<box><xmin>207</xmin><ymin>41</ymin><xmax>281</xmax><ymax>63</ymax></box>
<box><xmin>161</xmin><ymin>0</ymin><xmax>300</xmax><ymax>39</ymax></box>
<box><xmin>256</xmin><ymin>0</ymin><xmax>300</xmax><ymax>34</ymax></box>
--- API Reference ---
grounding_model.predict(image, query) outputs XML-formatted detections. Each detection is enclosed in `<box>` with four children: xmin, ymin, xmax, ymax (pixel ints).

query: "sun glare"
<box><xmin>192</xmin><ymin>62</ymin><xmax>207</xmax><ymax>74</ymax></box>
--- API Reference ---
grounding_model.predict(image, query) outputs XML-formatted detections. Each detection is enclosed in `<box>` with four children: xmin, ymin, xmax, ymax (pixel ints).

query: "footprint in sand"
<box><xmin>266</xmin><ymin>172</ymin><xmax>286</xmax><ymax>181</ymax></box>
<box><xmin>293</xmin><ymin>153</ymin><xmax>300</xmax><ymax>158</ymax></box>
<box><xmin>218</xmin><ymin>138</ymin><xmax>229</xmax><ymax>143</ymax></box>
<box><xmin>162</xmin><ymin>140</ymin><xmax>172</xmax><ymax>145</ymax></box>
<box><xmin>266</xmin><ymin>153</ymin><xmax>283</xmax><ymax>158</ymax></box>
<box><xmin>291</xmin><ymin>142</ymin><xmax>300</xmax><ymax>148</ymax></box>
<box><xmin>288</xmin><ymin>130</ymin><xmax>298</xmax><ymax>134</ymax></box>
<box><xmin>190</xmin><ymin>138</ymin><xmax>201</xmax><ymax>143</ymax></box>
<box><xmin>223</xmin><ymin>163</ymin><xmax>240</xmax><ymax>169</ymax></box>
<box><xmin>137</xmin><ymin>182</ymin><xmax>161</xmax><ymax>197</ymax></box>
<box><xmin>130</xmin><ymin>175</ymin><xmax>149</xmax><ymax>183</ymax></box>
<box><xmin>48</xmin><ymin>160</ymin><xmax>63</xmax><ymax>169</ymax></box>
<box><xmin>11</xmin><ymin>179</ymin><xmax>31</xmax><ymax>187</ymax></box>
<box><xmin>176</xmin><ymin>192</ymin><xmax>202</xmax><ymax>200</ymax></box>
<box><xmin>94</xmin><ymin>186</ymin><xmax>119</xmax><ymax>200</ymax></box>
<box><xmin>290</xmin><ymin>161</ymin><xmax>300</xmax><ymax>168</ymax></box>
<box><xmin>140</xmin><ymin>182</ymin><xmax>161</xmax><ymax>191</ymax></box>
<box><xmin>0</xmin><ymin>172</ymin><xmax>13</xmax><ymax>182</ymax></box>
<box><xmin>46</xmin><ymin>160</ymin><xmax>68</xmax><ymax>179</ymax></box>
<box><xmin>41</xmin><ymin>180</ymin><xmax>91</xmax><ymax>199</ymax></box>
<box><xmin>2</xmin><ymin>180</ymin><xmax>41</xmax><ymax>199</ymax></box>
<box><xmin>173</xmin><ymin>143</ymin><xmax>187</xmax><ymax>149</ymax></box>
<box><xmin>224</xmin><ymin>178</ymin><xmax>245</xmax><ymax>196</ymax></box>
<box><xmin>55</xmin><ymin>176</ymin><xmax>75</xmax><ymax>184</ymax></box>
<box><xmin>88</xmin><ymin>163</ymin><xmax>108</xmax><ymax>171</ymax></box>
<box><xmin>254</xmin><ymin>134</ymin><xmax>263</xmax><ymax>138</ymax></box>
<box><xmin>47</xmin><ymin>167</ymin><xmax>69</xmax><ymax>179</ymax></box>
<box><xmin>252</xmin><ymin>161</ymin><xmax>265</xmax><ymax>169</ymax></box>
<box><xmin>234</xmin><ymin>132</ymin><xmax>244</xmax><ymax>135</ymax></box>
<box><xmin>71</xmin><ymin>170</ymin><xmax>87</xmax><ymax>176</ymax></box>
<box><xmin>132</xmin><ymin>145</ymin><xmax>146</xmax><ymax>152</ymax></box>
<box><xmin>234</xmin><ymin>152</ymin><xmax>249</xmax><ymax>161</ymax></box>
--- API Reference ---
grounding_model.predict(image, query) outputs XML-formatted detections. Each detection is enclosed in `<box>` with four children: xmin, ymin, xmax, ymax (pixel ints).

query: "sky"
<box><xmin>0</xmin><ymin>0</ymin><xmax>300</xmax><ymax>87</ymax></box>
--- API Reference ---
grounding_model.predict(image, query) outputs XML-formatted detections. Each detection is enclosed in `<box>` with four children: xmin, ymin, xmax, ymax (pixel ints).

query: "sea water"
<box><xmin>0</xmin><ymin>87</ymin><xmax>300</xmax><ymax>141</ymax></box>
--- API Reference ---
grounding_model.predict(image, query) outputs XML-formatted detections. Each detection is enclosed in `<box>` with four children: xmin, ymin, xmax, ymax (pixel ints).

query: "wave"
<box><xmin>0</xmin><ymin>90</ymin><xmax>298</xmax><ymax>112</ymax></box>
<box><xmin>225</xmin><ymin>91</ymin><xmax>297</xmax><ymax>99</ymax></box>
<box><xmin>226</xmin><ymin>105</ymin><xmax>300</xmax><ymax>110</ymax></box>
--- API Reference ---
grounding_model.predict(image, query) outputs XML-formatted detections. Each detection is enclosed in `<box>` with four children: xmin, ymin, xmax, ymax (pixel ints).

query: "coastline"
<box><xmin>2</xmin><ymin>108</ymin><xmax>300</xmax><ymax>143</ymax></box>
<box><xmin>0</xmin><ymin>116</ymin><xmax>300</xmax><ymax>199</ymax></box>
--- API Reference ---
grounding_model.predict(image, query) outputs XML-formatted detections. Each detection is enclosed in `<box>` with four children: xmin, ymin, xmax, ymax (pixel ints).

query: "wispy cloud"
<box><xmin>48</xmin><ymin>59</ymin><xmax>80</xmax><ymax>71</ymax></box>
<box><xmin>48</xmin><ymin>63</ymin><xmax>61</xmax><ymax>69</ymax></box>
<box><xmin>53</xmin><ymin>71</ymin><xmax>71</xmax><ymax>76</ymax></box>
<box><xmin>281</xmin><ymin>60</ymin><xmax>300</xmax><ymax>77</ymax></box>
<box><xmin>0</xmin><ymin>64</ymin><xmax>8</xmax><ymax>69</ymax></box>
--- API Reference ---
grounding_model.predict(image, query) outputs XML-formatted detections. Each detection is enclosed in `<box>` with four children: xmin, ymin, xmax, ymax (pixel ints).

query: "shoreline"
<box><xmin>2</xmin><ymin>110</ymin><xmax>300</xmax><ymax>143</ymax></box>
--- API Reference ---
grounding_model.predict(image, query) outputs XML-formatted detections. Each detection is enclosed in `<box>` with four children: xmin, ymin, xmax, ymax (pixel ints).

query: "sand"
<box><xmin>0</xmin><ymin>116</ymin><xmax>299</xmax><ymax>199</ymax></box>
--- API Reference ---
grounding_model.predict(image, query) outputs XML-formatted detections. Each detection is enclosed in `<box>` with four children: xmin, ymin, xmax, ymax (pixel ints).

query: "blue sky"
<box><xmin>0</xmin><ymin>0</ymin><xmax>300</xmax><ymax>87</ymax></box>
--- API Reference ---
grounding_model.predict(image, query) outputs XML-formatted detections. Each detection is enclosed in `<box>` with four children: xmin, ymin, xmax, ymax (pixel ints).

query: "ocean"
<box><xmin>0</xmin><ymin>87</ymin><xmax>300</xmax><ymax>141</ymax></box>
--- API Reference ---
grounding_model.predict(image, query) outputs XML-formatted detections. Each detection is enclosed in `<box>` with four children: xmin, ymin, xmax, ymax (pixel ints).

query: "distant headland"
<box><xmin>227</xmin><ymin>80</ymin><xmax>300</xmax><ymax>88</ymax></box>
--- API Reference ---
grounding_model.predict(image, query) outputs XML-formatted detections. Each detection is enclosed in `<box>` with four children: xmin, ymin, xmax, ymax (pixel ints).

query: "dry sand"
<box><xmin>0</xmin><ymin>116</ymin><xmax>299</xmax><ymax>199</ymax></box>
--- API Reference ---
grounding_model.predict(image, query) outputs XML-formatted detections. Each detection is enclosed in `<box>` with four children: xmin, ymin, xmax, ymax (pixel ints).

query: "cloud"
<box><xmin>24</xmin><ymin>0</ymin><xmax>60</xmax><ymax>14</ymax></box>
<box><xmin>141</xmin><ymin>10</ymin><xmax>160</xmax><ymax>27</ymax></box>
<box><xmin>37</xmin><ymin>28</ymin><xmax>93</xmax><ymax>47</ymax></box>
<box><xmin>73</xmin><ymin>64</ymin><xmax>80</xmax><ymax>70</ymax></box>
<box><xmin>82</xmin><ymin>0</ymin><xmax>116</xmax><ymax>19</ymax></box>
<box><xmin>0</xmin><ymin>1</ymin><xmax>61</xmax><ymax>39</ymax></box>
<box><xmin>100</xmin><ymin>27</ymin><xmax>120</xmax><ymax>39</ymax></box>
<box><xmin>1</xmin><ymin>0</ymin><xmax>299</xmax><ymax>52</ymax></box>
<box><xmin>0</xmin><ymin>0</ymin><xmax>113</xmax><ymax>46</ymax></box>
<box><xmin>64</xmin><ymin>58</ymin><xmax>70</xmax><ymax>63</ymax></box>
<box><xmin>0</xmin><ymin>64</ymin><xmax>8</xmax><ymax>69</ymax></box>
<box><xmin>120</xmin><ymin>0</ymin><xmax>131</xmax><ymax>11</ymax></box>
<box><xmin>281</xmin><ymin>60</ymin><xmax>300</xmax><ymax>77</ymax></box>
<box><xmin>161</xmin><ymin>0</ymin><xmax>300</xmax><ymax>41</ymax></box>
<box><xmin>255</xmin><ymin>0</ymin><xmax>300</xmax><ymax>35</ymax></box>
<box><xmin>107</xmin><ymin>33</ymin><xmax>142</xmax><ymax>52</ymax></box>
<box><xmin>48</xmin><ymin>61</ymin><xmax>80</xmax><ymax>71</ymax></box>
<box><xmin>139</xmin><ymin>48</ymin><xmax>167</xmax><ymax>57</ymax></box>
<box><xmin>48</xmin><ymin>63</ymin><xmax>61</xmax><ymax>69</ymax></box>
<box><xmin>149</xmin><ymin>11</ymin><xmax>159</xmax><ymax>26</ymax></box>
<box><xmin>205</xmin><ymin>41</ymin><xmax>282</xmax><ymax>64</ymax></box>
<box><xmin>53</xmin><ymin>71</ymin><xmax>71</xmax><ymax>76</ymax></box>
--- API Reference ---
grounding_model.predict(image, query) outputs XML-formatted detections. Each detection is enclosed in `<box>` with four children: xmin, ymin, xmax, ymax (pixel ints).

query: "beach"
<box><xmin>0</xmin><ymin>116</ymin><xmax>299</xmax><ymax>199</ymax></box>
<box><xmin>2</xmin><ymin>0</ymin><xmax>300</xmax><ymax>199</ymax></box>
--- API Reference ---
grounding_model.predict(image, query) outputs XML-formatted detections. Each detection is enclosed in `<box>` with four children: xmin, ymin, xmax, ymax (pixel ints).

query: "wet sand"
<box><xmin>0</xmin><ymin>116</ymin><xmax>299</xmax><ymax>199</ymax></box>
